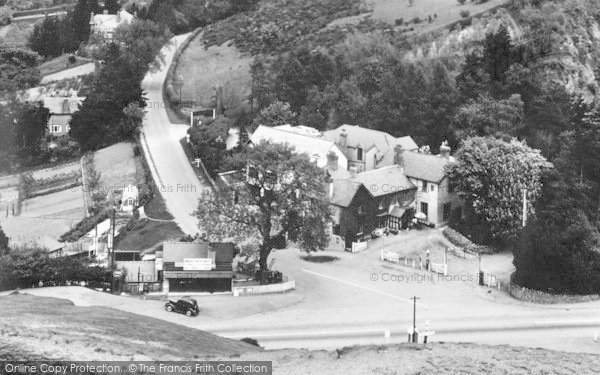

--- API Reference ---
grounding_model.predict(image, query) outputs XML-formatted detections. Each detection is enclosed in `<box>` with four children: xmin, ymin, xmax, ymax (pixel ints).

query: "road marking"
<box><xmin>302</xmin><ymin>269</ymin><xmax>430</xmax><ymax>309</ymax></box>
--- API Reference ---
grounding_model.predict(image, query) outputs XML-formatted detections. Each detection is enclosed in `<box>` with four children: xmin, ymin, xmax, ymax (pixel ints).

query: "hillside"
<box><xmin>2</xmin><ymin>294</ymin><xmax>599</xmax><ymax>373</ymax></box>
<box><xmin>0</xmin><ymin>293</ymin><xmax>257</xmax><ymax>360</ymax></box>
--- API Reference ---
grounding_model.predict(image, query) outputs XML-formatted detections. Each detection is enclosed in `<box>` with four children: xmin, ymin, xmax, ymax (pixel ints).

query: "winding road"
<box><xmin>140</xmin><ymin>33</ymin><xmax>208</xmax><ymax>235</ymax></box>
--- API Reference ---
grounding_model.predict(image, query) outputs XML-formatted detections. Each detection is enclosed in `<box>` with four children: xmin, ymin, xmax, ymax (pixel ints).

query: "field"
<box><xmin>371</xmin><ymin>0</ymin><xmax>510</xmax><ymax>33</ymax></box>
<box><xmin>173</xmin><ymin>37</ymin><xmax>253</xmax><ymax>110</ymax></box>
<box><xmin>115</xmin><ymin>219</ymin><xmax>184</xmax><ymax>251</ymax></box>
<box><xmin>0</xmin><ymin>293</ymin><xmax>256</xmax><ymax>360</ymax></box>
<box><xmin>2</xmin><ymin>294</ymin><xmax>599</xmax><ymax>373</ymax></box>
<box><xmin>93</xmin><ymin>142</ymin><xmax>138</xmax><ymax>196</ymax></box>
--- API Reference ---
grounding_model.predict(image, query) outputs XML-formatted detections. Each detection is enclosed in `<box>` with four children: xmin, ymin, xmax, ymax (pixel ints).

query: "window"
<box><xmin>420</xmin><ymin>202</ymin><xmax>428</xmax><ymax>219</ymax></box>
<box><xmin>333</xmin><ymin>224</ymin><xmax>340</xmax><ymax>236</ymax></box>
<box><xmin>421</xmin><ymin>181</ymin><xmax>427</xmax><ymax>192</ymax></box>
<box><xmin>443</xmin><ymin>203</ymin><xmax>451</xmax><ymax>221</ymax></box>
<box><xmin>430</xmin><ymin>184</ymin><xmax>435</xmax><ymax>192</ymax></box>
<box><xmin>51</xmin><ymin>125</ymin><xmax>62</xmax><ymax>133</ymax></box>
<box><xmin>357</xmin><ymin>147</ymin><xmax>363</xmax><ymax>161</ymax></box>
<box><xmin>448</xmin><ymin>182</ymin><xmax>455</xmax><ymax>193</ymax></box>
<box><xmin>357</xmin><ymin>205</ymin><xmax>365</xmax><ymax>215</ymax></box>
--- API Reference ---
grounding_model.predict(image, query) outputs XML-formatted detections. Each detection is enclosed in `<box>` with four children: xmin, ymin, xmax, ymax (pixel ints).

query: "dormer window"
<box><xmin>357</xmin><ymin>147</ymin><xmax>363</xmax><ymax>161</ymax></box>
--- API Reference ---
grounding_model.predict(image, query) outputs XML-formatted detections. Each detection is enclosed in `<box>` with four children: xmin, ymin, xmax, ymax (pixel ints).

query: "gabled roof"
<box><xmin>330</xmin><ymin>179</ymin><xmax>362</xmax><ymax>207</ymax></box>
<box><xmin>330</xmin><ymin>165</ymin><xmax>415</xmax><ymax>207</ymax></box>
<box><xmin>403</xmin><ymin>151</ymin><xmax>454</xmax><ymax>183</ymax></box>
<box><xmin>250</xmin><ymin>125</ymin><xmax>344</xmax><ymax>167</ymax></box>
<box><xmin>321</xmin><ymin>124</ymin><xmax>418</xmax><ymax>164</ymax></box>
<box><xmin>352</xmin><ymin>165</ymin><xmax>416</xmax><ymax>197</ymax></box>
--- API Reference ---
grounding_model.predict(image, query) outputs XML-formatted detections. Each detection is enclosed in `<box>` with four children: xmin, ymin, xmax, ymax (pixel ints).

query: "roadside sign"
<box><xmin>183</xmin><ymin>258</ymin><xmax>212</xmax><ymax>271</ymax></box>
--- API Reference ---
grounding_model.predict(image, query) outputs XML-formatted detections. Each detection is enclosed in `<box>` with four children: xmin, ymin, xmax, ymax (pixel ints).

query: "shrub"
<box><xmin>411</xmin><ymin>17</ymin><xmax>422</xmax><ymax>24</ymax></box>
<box><xmin>460</xmin><ymin>10</ymin><xmax>470</xmax><ymax>18</ymax></box>
<box><xmin>395</xmin><ymin>18</ymin><xmax>403</xmax><ymax>26</ymax></box>
<box><xmin>457</xmin><ymin>0</ymin><xmax>466</xmax><ymax>4</ymax></box>
<box><xmin>443</xmin><ymin>227</ymin><xmax>479</xmax><ymax>253</ymax></box>
<box><xmin>60</xmin><ymin>210</ymin><xmax>110</xmax><ymax>242</ymax></box>
<box><xmin>241</xmin><ymin>337</ymin><xmax>260</xmax><ymax>347</ymax></box>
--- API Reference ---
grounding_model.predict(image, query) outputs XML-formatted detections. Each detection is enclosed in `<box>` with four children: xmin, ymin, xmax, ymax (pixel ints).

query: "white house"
<box><xmin>120</xmin><ymin>184</ymin><xmax>139</xmax><ymax>213</ymax></box>
<box><xmin>250</xmin><ymin>125</ymin><xmax>348</xmax><ymax>170</ymax></box>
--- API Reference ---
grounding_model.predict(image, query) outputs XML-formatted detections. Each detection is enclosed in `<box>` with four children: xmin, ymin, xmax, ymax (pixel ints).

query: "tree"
<box><xmin>195</xmin><ymin>141</ymin><xmax>332</xmax><ymax>272</ymax></box>
<box><xmin>15</xmin><ymin>102</ymin><xmax>50</xmax><ymax>157</ymax></box>
<box><xmin>252</xmin><ymin>101</ymin><xmax>296</xmax><ymax>128</ymax></box>
<box><xmin>0</xmin><ymin>44</ymin><xmax>40</xmax><ymax>93</ymax></box>
<box><xmin>29</xmin><ymin>16</ymin><xmax>62</xmax><ymax>58</ymax></box>
<box><xmin>0</xmin><ymin>225</ymin><xmax>8</xmax><ymax>256</ymax></box>
<box><xmin>105</xmin><ymin>0</ymin><xmax>120</xmax><ymax>13</ymax></box>
<box><xmin>513</xmin><ymin>170</ymin><xmax>600</xmax><ymax>293</ymax></box>
<box><xmin>451</xmin><ymin>94</ymin><xmax>524</xmax><ymax>140</ymax></box>
<box><xmin>188</xmin><ymin>116</ymin><xmax>231</xmax><ymax>174</ymax></box>
<box><xmin>446</xmin><ymin>136</ymin><xmax>552</xmax><ymax>243</ymax></box>
<box><xmin>72</xmin><ymin>0</ymin><xmax>100</xmax><ymax>43</ymax></box>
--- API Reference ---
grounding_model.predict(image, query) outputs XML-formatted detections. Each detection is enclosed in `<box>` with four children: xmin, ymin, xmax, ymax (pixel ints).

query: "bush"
<box><xmin>395</xmin><ymin>18</ymin><xmax>403</xmax><ymax>26</ymax></box>
<box><xmin>240</xmin><ymin>337</ymin><xmax>260</xmax><ymax>347</ymax></box>
<box><xmin>457</xmin><ymin>0</ymin><xmax>466</xmax><ymax>4</ymax></box>
<box><xmin>411</xmin><ymin>17</ymin><xmax>422</xmax><ymax>24</ymax></box>
<box><xmin>443</xmin><ymin>227</ymin><xmax>478</xmax><ymax>253</ymax></box>
<box><xmin>460</xmin><ymin>10</ymin><xmax>470</xmax><ymax>18</ymax></box>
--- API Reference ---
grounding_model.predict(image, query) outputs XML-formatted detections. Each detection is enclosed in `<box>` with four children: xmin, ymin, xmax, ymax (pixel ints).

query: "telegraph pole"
<box><xmin>411</xmin><ymin>296</ymin><xmax>420</xmax><ymax>343</ymax></box>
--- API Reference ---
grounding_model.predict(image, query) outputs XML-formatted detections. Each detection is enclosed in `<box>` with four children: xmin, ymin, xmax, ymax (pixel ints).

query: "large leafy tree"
<box><xmin>446</xmin><ymin>136</ymin><xmax>552</xmax><ymax>243</ymax></box>
<box><xmin>72</xmin><ymin>0</ymin><xmax>100</xmax><ymax>43</ymax></box>
<box><xmin>514</xmin><ymin>170</ymin><xmax>600</xmax><ymax>293</ymax></box>
<box><xmin>195</xmin><ymin>141</ymin><xmax>331</xmax><ymax>272</ymax></box>
<box><xmin>29</xmin><ymin>16</ymin><xmax>62</xmax><ymax>58</ymax></box>
<box><xmin>188</xmin><ymin>116</ymin><xmax>231</xmax><ymax>174</ymax></box>
<box><xmin>15</xmin><ymin>102</ymin><xmax>50</xmax><ymax>157</ymax></box>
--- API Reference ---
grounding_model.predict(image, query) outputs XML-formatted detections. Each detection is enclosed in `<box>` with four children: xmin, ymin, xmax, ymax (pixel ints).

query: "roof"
<box><xmin>403</xmin><ymin>151</ymin><xmax>453</xmax><ymax>183</ymax></box>
<box><xmin>91</xmin><ymin>9</ymin><xmax>134</xmax><ymax>32</ymax></box>
<box><xmin>353</xmin><ymin>165</ymin><xmax>415</xmax><ymax>197</ymax></box>
<box><xmin>162</xmin><ymin>242</ymin><xmax>234</xmax><ymax>266</ymax></box>
<box><xmin>330</xmin><ymin>179</ymin><xmax>362</xmax><ymax>207</ymax></box>
<box><xmin>42</xmin><ymin>97</ymin><xmax>83</xmax><ymax>114</ymax></box>
<box><xmin>321</xmin><ymin>124</ymin><xmax>418</xmax><ymax>165</ymax></box>
<box><xmin>250</xmin><ymin>125</ymin><xmax>344</xmax><ymax>168</ymax></box>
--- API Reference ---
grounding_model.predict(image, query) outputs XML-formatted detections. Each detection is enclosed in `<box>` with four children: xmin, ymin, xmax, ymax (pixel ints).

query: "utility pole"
<box><xmin>110</xmin><ymin>207</ymin><xmax>116</xmax><ymax>270</ymax></box>
<box><xmin>411</xmin><ymin>296</ymin><xmax>420</xmax><ymax>343</ymax></box>
<box><xmin>522</xmin><ymin>189</ymin><xmax>527</xmax><ymax>227</ymax></box>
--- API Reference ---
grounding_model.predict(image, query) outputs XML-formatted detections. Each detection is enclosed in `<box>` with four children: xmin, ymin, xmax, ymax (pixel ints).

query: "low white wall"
<box><xmin>233</xmin><ymin>279</ymin><xmax>295</xmax><ymax>296</ymax></box>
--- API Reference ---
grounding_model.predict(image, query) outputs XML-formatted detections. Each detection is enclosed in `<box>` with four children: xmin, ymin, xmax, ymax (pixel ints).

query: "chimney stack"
<box><xmin>338</xmin><ymin>128</ymin><xmax>348</xmax><ymax>151</ymax></box>
<box><xmin>440</xmin><ymin>140</ymin><xmax>451</xmax><ymax>159</ymax></box>
<box><xmin>327</xmin><ymin>151</ymin><xmax>339</xmax><ymax>171</ymax></box>
<box><xmin>393</xmin><ymin>144</ymin><xmax>404</xmax><ymax>169</ymax></box>
<box><xmin>349</xmin><ymin>166</ymin><xmax>358</xmax><ymax>178</ymax></box>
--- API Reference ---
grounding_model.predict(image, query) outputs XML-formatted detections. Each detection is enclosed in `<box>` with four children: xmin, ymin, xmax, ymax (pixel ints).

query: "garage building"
<box><xmin>161</xmin><ymin>242</ymin><xmax>234</xmax><ymax>293</ymax></box>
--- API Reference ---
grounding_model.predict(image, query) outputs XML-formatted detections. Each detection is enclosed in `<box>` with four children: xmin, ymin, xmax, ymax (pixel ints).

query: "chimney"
<box><xmin>349</xmin><ymin>166</ymin><xmax>358</xmax><ymax>178</ymax></box>
<box><xmin>327</xmin><ymin>152</ymin><xmax>339</xmax><ymax>171</ymax></box>
<box><xmin>338</xmin><ymin>128</ymin><xmax>348</xmax><ymax>151</ymax></box>
<box><xmin>393</xmin><ymin>144</ymin><xmax>404</xmax><ymax>169</ymax></box>
<box><xmin>440</xmin><ymin>140</ymin><xmax>451</xmax><ymax>159</ymax></box>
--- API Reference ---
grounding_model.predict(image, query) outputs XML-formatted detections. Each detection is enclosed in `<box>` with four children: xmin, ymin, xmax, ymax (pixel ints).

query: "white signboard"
<box><xmin>183</xmin><ymin>258</ymin><xmax>212</xmax><ymax>271</ymax></box>
<box><xmin>155</xmin><ymin>258</ymin><xmax>163</xmax><ymax>271</ymax></box>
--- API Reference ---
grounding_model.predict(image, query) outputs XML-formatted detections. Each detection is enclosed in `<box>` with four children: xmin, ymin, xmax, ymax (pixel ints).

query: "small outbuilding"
<box><xmin>161</xmin><ymin>242</ymin><xmax>234</xmax><ymax>293</ymax></box>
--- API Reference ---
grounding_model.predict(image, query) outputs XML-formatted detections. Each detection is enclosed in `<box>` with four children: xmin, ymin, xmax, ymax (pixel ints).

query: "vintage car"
<box><xmin>164</xmin><ymin>298</ymin><xmax>199</xmax><ymax>317</ymax></box>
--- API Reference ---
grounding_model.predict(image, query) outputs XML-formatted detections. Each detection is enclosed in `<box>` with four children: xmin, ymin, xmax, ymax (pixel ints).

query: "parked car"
<box><xmin>164</xmin><ymin>298</ymin><xmax>199</xmax><ymax>317</ymax></box>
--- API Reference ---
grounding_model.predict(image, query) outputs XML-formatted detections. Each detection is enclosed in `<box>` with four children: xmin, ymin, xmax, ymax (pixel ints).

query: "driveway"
<box><xmin>140</xmin><ymin>34</ymin><xmax>211</xmax><ymax>235</ymax></box>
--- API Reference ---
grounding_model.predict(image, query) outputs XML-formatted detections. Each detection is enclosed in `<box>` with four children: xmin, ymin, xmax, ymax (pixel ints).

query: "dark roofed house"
<box><xmin>161</xmin><ymin>241</ymin><xmax>234</xmax><ymax>293</ymax></box>
<box><xmin>329</xmin><ymin>165</ymin><xmax>417</xmax><ymax>249</ymax></box>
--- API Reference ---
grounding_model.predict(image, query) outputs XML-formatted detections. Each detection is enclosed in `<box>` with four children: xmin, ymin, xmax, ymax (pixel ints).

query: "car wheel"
<box><xmin>186</xmin><ymin>310</ymin><xmax>192</xmax><ymax>317</ymax></box>
<box><xmin>166</xmin><ymin>305</ymin><xmax>173</xmax><ymax>312</ymax></box>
